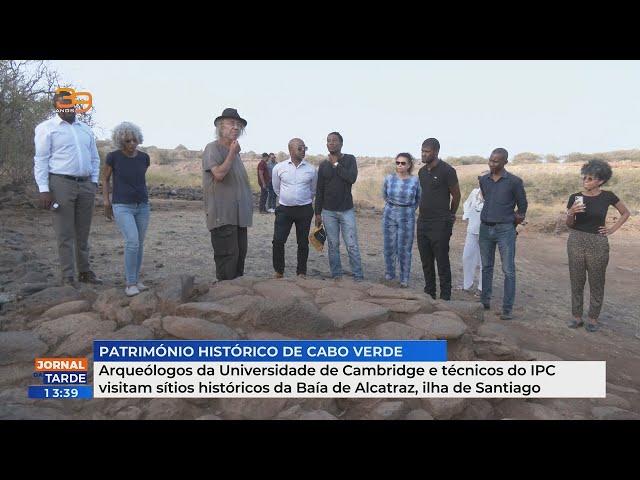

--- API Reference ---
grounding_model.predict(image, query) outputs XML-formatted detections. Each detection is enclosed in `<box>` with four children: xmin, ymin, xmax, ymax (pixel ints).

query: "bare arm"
<box><xmin>565</xmin><ymin>198</ymin><xmax>585</xmax><ymax>228</ymax></box>
<box><xmin>211</xmin><ymin>140</ymin><xmax>241</xmax><ymax>182</ymax></box>
<box><xmin>102</xmin><ymin>164</ymin><xmax>113</xmax><ymax>220</ymax></box>
<box><xmin>449</xmin><ymin>183</ymin><xmax>461</xmax><ymax>222</ymax></box>
<box><xmin>600</xmin><ymin>200</ymin><xmax>631</xmax><ymax>236</ymax></box>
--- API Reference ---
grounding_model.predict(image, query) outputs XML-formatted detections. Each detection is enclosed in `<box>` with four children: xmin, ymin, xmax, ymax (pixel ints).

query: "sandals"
<box><xmin>585</xmin><ymin>322</ymin><xmax>600</xmax><ymax>332</ymax></box>
<box><xmin>567</xmin><ymin>319</ymin><xmax>584</xmax><ymax>329</ymax></box>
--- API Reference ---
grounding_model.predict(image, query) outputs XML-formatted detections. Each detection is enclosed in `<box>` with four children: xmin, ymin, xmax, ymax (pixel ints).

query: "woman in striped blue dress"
<box><xmin>381</xmin><ymin>153</ymin><xmax>422</xmax><ymax>287</ymax></box>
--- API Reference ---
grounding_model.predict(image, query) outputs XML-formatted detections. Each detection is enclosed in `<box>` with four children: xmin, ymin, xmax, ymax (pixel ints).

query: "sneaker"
<box><xmin>61</xmin><ymin>277</ymin><xmax>77</xmax><ymax>288</ymax></box>
<box><xmin>500</xmin><ymin>311</ymin><xmax>513</xmax><ymax>321</ymax></box>
<box><xmin>268</xmin><ymin>208</ymin><xmax>275</xmax><ymax>213</ymax></box>
<box><xmin>297</xmin><ymin>273</ymin><xmax>306</xmax><ymax>279</ymax></box>
<box><xmin>136</xmin><ymin>282</ymin><xmax>150</xmax><ymax>292</ymax></box>
<box><xmin>78</xmin><ymin>270</ymin><xmax>103</xmax><ymax>285</ymax></box>
<box><xmin>125</xmin><ymin>285</ymin><xmax>140</xmax><ymax>297</ymax></box>
<box><xmin>272</xmin><ymin>272</ymin><xmax>284</xmax><ymax>279</ymax></box>
<box><xmin>399</xmin><ymin>281</ymin><xmax>408</xmax><ymax>288</ymax></box>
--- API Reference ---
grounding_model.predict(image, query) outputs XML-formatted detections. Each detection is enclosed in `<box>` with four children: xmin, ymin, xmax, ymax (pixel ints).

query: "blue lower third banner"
<box><xmin>28</xmin><ymin>386</ymin><xmax>93</xmax><ymax>399</ymax></box>
<box><xmin>94</xmin><ymin>340</ymin><xmax>448</xmax><ymax>362</ymax></box>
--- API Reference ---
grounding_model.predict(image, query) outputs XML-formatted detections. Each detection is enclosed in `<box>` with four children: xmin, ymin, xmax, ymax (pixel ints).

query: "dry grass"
<box><xmin>147</xmin><ymin>157</ymin><xmax>640</xmax><ymax>225</ymax></box>
<box><xmin>353</xmin><ymin>161</ymin><xmax>640</xmax><ymax>221</ymax></box>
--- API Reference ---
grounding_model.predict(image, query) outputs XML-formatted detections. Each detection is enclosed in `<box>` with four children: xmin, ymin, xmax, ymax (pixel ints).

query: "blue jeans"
<box><xmin>479</xmin><ymin>222</ymin><xmax>516</xmax><ymax>313</ymax></box>
<box><xmin>113</xmin><ymin>202</ymin><xmax>150</xmax><ymax>285</ymax></box>
<box><xmin>267</xmin><ymin>183</ymin><xmax>276</xmax><ymax>210</ymax></box>
<box><xmin>322</xmin><ymin>208</ymin><xmax>364</xmax><ymax>280</ymax></box>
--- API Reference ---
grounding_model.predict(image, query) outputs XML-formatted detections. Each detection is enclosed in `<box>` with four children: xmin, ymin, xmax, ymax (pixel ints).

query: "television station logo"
<box><xmin>54</xmin><ymin>87</ymin><xmax>93</xmax><ymax>114</ymax></box>
<box><xmin>28</xmin><ymin>357</ymin><xmax>93</xmax><ymax>399</ymax></box>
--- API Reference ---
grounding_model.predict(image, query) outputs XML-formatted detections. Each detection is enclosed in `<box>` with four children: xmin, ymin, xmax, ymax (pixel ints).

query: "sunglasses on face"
<box><xmin>583</xmin><ymin>175</ymin><xmax>597</xmax><ymax>182</ymax></box>
<box><xmin>396</xmin><ymin>161</ymin><xmax>407</xmax><ymax>165</ymax></box>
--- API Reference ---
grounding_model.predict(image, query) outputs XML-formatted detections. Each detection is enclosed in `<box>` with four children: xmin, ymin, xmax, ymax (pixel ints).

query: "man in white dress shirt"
<box><xmin>33</xmin><ymin>89</ymin><xmax>102</xmax><ymax>287</ymax></box>
<box><xmin>270</xmin><ymin>138</ymin><xmax>318</xmax><ymax>278</ymax></box>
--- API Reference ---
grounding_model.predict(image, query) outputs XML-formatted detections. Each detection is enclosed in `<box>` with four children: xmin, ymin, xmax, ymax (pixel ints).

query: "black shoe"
<box><xmin>61</xmin><ymin>277</ymin><xmax>77</xmax><ymax>288</ymax></box>
<box><xmin>500</xmin><ymin>311</ymin><xmax>512</xmax><ymax>320</ymax></box>
<box><xmin>423</xmin><ymin>287</ymin><xmax>436</xmax><ymax>300</ymax></box>
<box><xmin>478</xmin><ymin>300</ymin><xmax>490</xmax><ymax>310</ymax></box>
<box><xmin>78</xmin><ymin>270</ymin><xmax>103</xmax><ymax>285</ymax></box>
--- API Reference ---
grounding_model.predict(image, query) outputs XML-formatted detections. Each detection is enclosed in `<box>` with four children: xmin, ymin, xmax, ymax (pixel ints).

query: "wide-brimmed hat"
<box><xmin>214</xmin><ymin>108</ymin><xmax>247</xmax><ymax>127</ymax></box>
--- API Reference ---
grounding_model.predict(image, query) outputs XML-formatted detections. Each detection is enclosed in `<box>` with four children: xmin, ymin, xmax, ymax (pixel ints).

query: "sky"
<box><xmin>49</xmin><ymin>60</ymin><xmax>640</xmax><ymax>159</ymax></box>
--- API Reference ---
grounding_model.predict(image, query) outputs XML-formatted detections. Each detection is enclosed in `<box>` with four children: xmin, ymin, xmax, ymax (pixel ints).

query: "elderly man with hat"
<box><xmin>202</xmin><ymin>108</ymin><xmax>253</xmax><ymax>281</ymax></box>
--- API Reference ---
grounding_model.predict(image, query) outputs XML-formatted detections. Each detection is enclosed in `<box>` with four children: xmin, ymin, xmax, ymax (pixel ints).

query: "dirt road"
<box><xmin>3</xmin><ymin>196</ymin><xmax>640</xmax><ymax>394</ymax></box>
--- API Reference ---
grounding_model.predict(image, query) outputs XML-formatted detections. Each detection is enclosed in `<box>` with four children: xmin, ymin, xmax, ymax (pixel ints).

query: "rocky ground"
<box><xmin>1</xmin><ymin>183</ymin><xmax>639</xmax><ymax>420</ymax></box>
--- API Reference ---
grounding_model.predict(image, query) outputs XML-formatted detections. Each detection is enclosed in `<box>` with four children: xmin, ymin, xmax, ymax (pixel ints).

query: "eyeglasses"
<box><xmin>583</xmin><ymin>175</ymin><xmax>597</xmax><ymax>182</ymax></box>
<box><xmin>396</xmin><ymin>161</ymin><xmax>407</xmax><ymax>165</ymax></box>
<box><xmin>296</xmin><ymin>146</ymin><xmax>308</xmax><ymax>152</ymax></box>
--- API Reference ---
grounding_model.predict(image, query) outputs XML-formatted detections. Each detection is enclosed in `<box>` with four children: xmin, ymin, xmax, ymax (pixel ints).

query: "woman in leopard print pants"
<box><xmin>565</xmin><ymin>159</ymin><xmax>630</xmax><ymax>332</ymax></box>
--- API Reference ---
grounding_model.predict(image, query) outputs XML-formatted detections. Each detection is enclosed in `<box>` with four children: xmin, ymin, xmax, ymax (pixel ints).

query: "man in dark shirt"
<box><xmin>417</xmin><ymin>138</ymin><xmax>461</xmax><ymax>300</ymax></box>
<box><xmin>314</xmin><ymin>131</ymin><xmax>364</xmax><ymax>281</ymax></box>
<box><xmin>478</xmin><ymin>147</ymin><xmax>528</xmax><ymax>320</ymax></box>
<box><xmin>257</xmin><ymin>152</ymin><xmax>270</xmax><ymax>213</ymax></box>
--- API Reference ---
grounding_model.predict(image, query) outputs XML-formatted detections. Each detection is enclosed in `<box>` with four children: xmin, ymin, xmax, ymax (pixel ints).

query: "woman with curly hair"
<box><xmin>102</xmin><ymin>122</ymin><xmax>151</xmax><ymax>297</ymax></box>
<box><xmin>565</xmin><ymin>159</ymin><xmax>630</xmax><ymax>332</ymax></box>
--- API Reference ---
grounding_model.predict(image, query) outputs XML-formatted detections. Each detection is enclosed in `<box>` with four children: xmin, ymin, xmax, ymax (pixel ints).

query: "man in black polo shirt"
<box><xmin>478</xmin><ymin>148</ymin><xmax>528</xmax><ymax>320</ymax></box>
<box><xmin>417</xmin><ymin>138</ymin><xmax>461</xmax><ymax>300</ymax></box>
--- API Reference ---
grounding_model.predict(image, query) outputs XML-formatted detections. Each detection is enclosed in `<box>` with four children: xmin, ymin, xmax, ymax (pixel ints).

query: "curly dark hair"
<box><xmin>395</xmin><ymin>152</ymin><xmax>415</xmax><ymax>174</ymax></box>
<box><xmin>581</xmin><ymin>159</ymin><xmax>612</xmax><ymax>185</ymax></box>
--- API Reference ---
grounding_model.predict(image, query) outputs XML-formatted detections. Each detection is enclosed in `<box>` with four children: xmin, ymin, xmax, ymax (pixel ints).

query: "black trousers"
<box><xmin>259</xmin><ymin>187</ymin><xmax>268</xmax><ymax>212</ymax></box>
<box><xmin>272</xmin><ymin>204</ymin><xmax>314</xmax><ymax>275</ymax></box>
<box><xmin>210</xmin><ymin>224</ymin><xmax>248</xmax><ymax>281</ymax></box>
<box><xmin>417</xmin><ymin>218</ymin><xmax>453</xmax><ymax>299</ymax></box>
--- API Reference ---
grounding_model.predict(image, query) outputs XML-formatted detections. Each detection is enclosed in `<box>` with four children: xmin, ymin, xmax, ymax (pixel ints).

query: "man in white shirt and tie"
<box><xmin>33</xmin><ymin>89</ymin><xmax>102</xmax><ymax>288</ymax></box>
<box><xmin>271</xmin><ymin>138</ymin><xmax>318</xmax><ymax>279</ymax></box>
